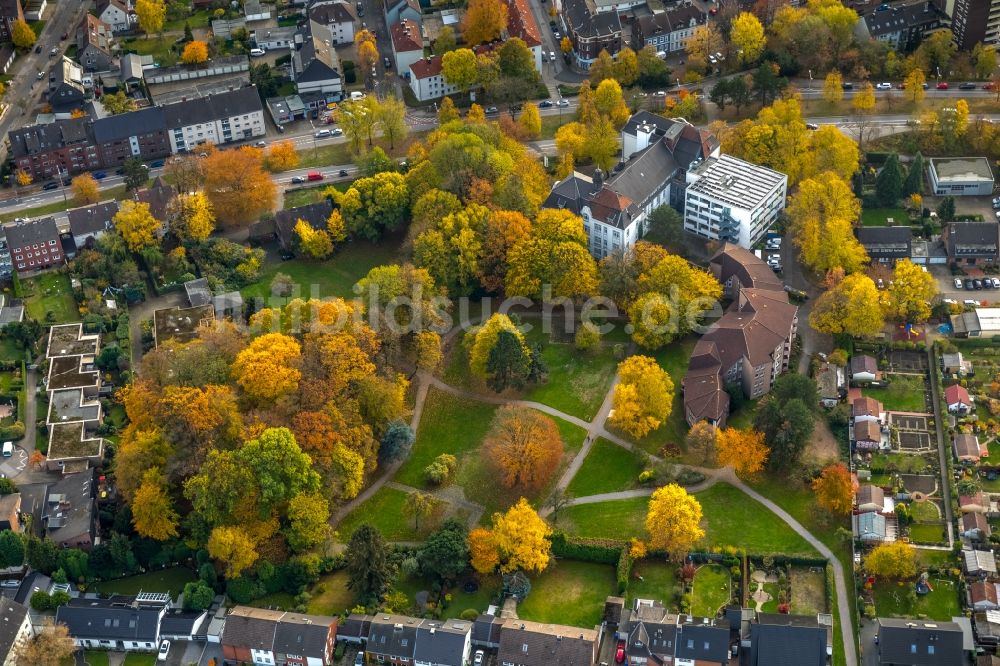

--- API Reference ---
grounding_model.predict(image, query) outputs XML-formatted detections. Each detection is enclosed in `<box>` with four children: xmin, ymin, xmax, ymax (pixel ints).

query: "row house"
<box><xmin>5</xmin><ymin>217</ymin><xmax>62</xmax><ymax>273</ymax></box>
<box><xmin>500</xmin><ymin>0</ymin><xmax>543</xmax><ymax>71</ymax></box>
<box><xmin>77</xmin><ymin>14</ymin><xmax>116</xmax><ymax>72</ymax></box>
<box><xmin>93</xmin><ymin>106</ymin><xmax>171</xmax><ymax>168</ymax></box>
<box><xmin>163</xmin><ymin>86</ymin><xmax>265</xmax><ymax>153</ymax></box>
<box><xmin>0</xmin><ymin>600</ymin><xmax>33</xmax><ymax>665</ymax></box>
<box><xmin>221</xmin><ymin>606</ymin><xmax>337</xmax><ymax>666</ymax></box>
<box><xmin>633</xmin><ymin>5</ymin><xmax>705</xmax><ymax>54</ymax></box>
<box><xmin>292</xmin><ymin>35</ymin><xmax>343</xmax><ymax>98</ymax></box>
<box><xmin>408</xmin><ymin>56</ymin><xmax>458</xmax><ymax>103</ymax></box>
<box><xmin>0</xmin><ymin>0</ymin><xmax>24</xmax><ymax>42</ymax></box>
<box><xmin>562</xmin><ymin>0</ymin><xmax>623</xmax><ymax>68</ymax></box>
<box><xmin>390</xmin><ymin>19</ymin><xmax>424</xmax><ymax>76</ymax></box>
<box><xmin>9</xmin><ymin>118</ymin><xmax>100</xmax><ymax>181</ymax></box>
<box><xmin>944</xmin><ymin>221</ymin><xmax>1000</xmax><ymax>266</ymax></box>
<box><xmin>58</xmin><ymin>594</ymin><xmax>172</xmax><ymax>651</ymax></box>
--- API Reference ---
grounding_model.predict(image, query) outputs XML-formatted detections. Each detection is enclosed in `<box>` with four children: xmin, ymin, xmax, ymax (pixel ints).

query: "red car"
<box><xmin>984</xmin><ymin>82</ymin><xmax>996</xmax><ymax>91</ymax></box>
<box><xmin>307</xmin><ymin>171</ymin><xmax>324</xmax><ymax>181</ymax></box>
<box><xmin>936</xmin><ymin>82</ymin><xmax>949</xmax><ymax>90</ymax></box>
<box><xmin>615</xmin><ymin>640</ymin><xmax>626</xmax><ymax>663</ymax></box>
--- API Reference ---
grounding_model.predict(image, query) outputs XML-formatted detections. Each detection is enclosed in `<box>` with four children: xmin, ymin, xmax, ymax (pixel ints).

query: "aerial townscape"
<box><xmin>1</xmin><ymin>0</ymin><xmax>1000</xmax><ymax>665</ymax></box>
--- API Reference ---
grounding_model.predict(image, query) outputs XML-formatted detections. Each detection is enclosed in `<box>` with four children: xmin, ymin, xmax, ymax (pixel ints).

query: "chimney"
<box><xmin>592</xmin><ymin>168</ymin><xmax>604</xmax><ymax>190</ymax></box>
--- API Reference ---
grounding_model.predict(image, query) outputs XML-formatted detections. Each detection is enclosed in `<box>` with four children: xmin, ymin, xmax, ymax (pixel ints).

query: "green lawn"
<box><xmin>241</xmin><ymin>235</ymin><xmax>403</xmax><ymax>303</ymax></box>
<box><xmin>691</xmin><ymin>564</ymin><xmax>731</xmax><ymax>616</ymax></box>
<box><xmin>163</xmin><ymin>8</ymin><xmax>214</xmax><ymax>31</ymax></box>
<box><xmin>909</xmin><ymin>500</ymin><xmax>941</xmax><ymax>522</ymax></box>
<box><xmin>305</xmin><ymin>570</ymin><xmax>356</xmax><ymax>616</ymax></box>
<box><xmin>873</xmin><ymin>578</ymin><xmax>960</xmax><ymax>620</ymax></box>
<box><xmin>566</xmin><ymin>438</ymin><xmax>645</xmax><ymax>497</ymax></box>
<box><xmin>790</xmin><ymin>567</ymin><xmax>827</xmax><ymax>616</ymax></box>
<box><xmin>517</xmin><ymin>560</ymin><xmax>616</xmax><ymax>628</ymax></box>
<box><xmin>122</xmin><ymin>655</ymin><xmax>156</xmax><ymax>666</ymax></box>
<box><xmin>627</xmin><ymin>560</ymin><xmax>677</xmax><ymax>608</ymax></box>
<box><xmin>861</xmin><ymin>207</ymin><xmax>909</xmax><ymax>227</ymax></box>
<box><xmin>93</xmin><ymin>567</ymin><xmax>196</xmax><ymax>600</ymax></box>
<box><xmin>0</xmin><ymin>337</ymin><xmax>24</xmax><ymax>363</ymax></box>
<box><xmin>559</xmin><ymin>483</ymin><xmax>819</xmax><ymax>557</ymax></box>
<box><xmin>120</xmin><ymin>36</ymin><xmax>178</xmax><ymax>66</ymax></box>
<box><xmin>336</xmin><ymin>486</ymin><xmax>457</xmax><ymax>541</ymax></box>
<box><xmin>282</xmin><ymin>181</ymin><xmax>352</xmax><ymax>210</ymax></box>
<box><xmin>23</xmin><ymin>273</ymin><xmax>77</xmax><ymax>324</ymax></box>
<box><xmin>84</xmin><ymin>652</ymin><xmax>110</xmax><ymax>666</ymax></box>
<box><xmin>522</xmin><ymin>328</ymin><xmax>620</xmax><ymax>421</ymax></box>
<box><xmin>395</xmin><ymin>388</ymin><xmax>498</xmax><ymax>487</ymax></box>
<box><xmin>394</xmin><ymin>573</ymin><xmax>500</xmax><ymax>619</ymax></box>
<box><xmin>918</xmin><ymin>549</ymin><xmax>956</xmax><ymax>568</ymax></box>
<box><xmin>864</xmin><ymin>375</ymin><xmax>928</xmax><ymax>412</ymax></box>
<box><xmin>908</xmin><ymin>522</ymin><xmax>948</xmax><ymax>544</ymax></box>
<box><xmin>249</xmin><ymin>591</ymin><xmax>297</xmax><ymax>610</ymax></box>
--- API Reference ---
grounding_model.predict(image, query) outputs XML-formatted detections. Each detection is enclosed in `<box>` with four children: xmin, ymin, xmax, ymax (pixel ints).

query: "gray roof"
<box><xmin>851</xmin><ymin>354</ymin><xmax>878</xmax><ymax>375</ymax></box>
<box><xmin>0</xmin><ymin>600</ymin><xmax>29</xmax><ymax>659</ymax></box>
<box><xmin>635</xmin><ymin>6</ymin><xmax>705</xmax><ymax>40</ymax></box>
<box><xmin>160</xmin><ymin>610</ymin><xmax>208</xmax><ymax>637</ymax></box>
<box><xmin>9</xmin><ymin>118</ymin><xmax>93</xmax><ymax>157</ymax></box>
<box><xmin>856</xmin><ymin>225</ymin><xmax>912</xmax><ymax>257</ymax></box>
<box><xmin>876</xmin><ymin>618</ymin><xmax>963</xmax><ymax>665</ymax></box>
<box><xmin>948</xmin><ymin>222</ymin><xmax>999</xmax><ymax>257</ymax></box>
<box><xmin>93</xmin><ymin>107</ymin><xmax>166</xmax><ymax>143</ymax></box>
<box><xmin>184</xmin><ymin>278</ymin><xmax>212</xmax><ymax>307</ymax></box>
<box><xmin>931</xmin><ymin>156</ymin><xmax>994</xmax><ymax>182</ymax></box>
<box><xmin>339</xmin><ymin>614</ymin><xmax>372</xmax><ymax>642</ymax></box>
<box><xmin>68</xmin><ymin>200</ymin><xmax>119</xmax><ymax>238</ymax></box>
<box><xmin>497</xmin><ymin>621</ymin><xmax>597</xmax><ymax>666</ymax></box>
<box><xmin>14</xmin><ymin>572</ymin><xmax>52</xmax><ymax>606</ymax></box>
<box><xmin>413</xmin><ymin>619</ymin><xmax>471</xmax><ymax>664</ymax></box>
<box><xmin>272</xmin><ymin>613</ymin><xmax>336</xmax><ymax>657</ymax></box>
<box><xmin>293</xmin><ymin>38</ymin><xmax>341</xmax><ymax>84</ymax></box>
<box><xmin>607</xmin><ymin>141</ymin><xmax>678</xmax><ymax>206</ymax></box>
<box><xmin>563</xmin><ymin>0</ymin><xmax>621</xmax><ymax>39</ymax></box>
<box><xmin>57</xmin><ymin>595</ymin><xmax>167</xmax><ymax>642</ymax></box>
<box><xmin>472</xmin><ymin>614</ymin><xmax>503</xmax><ymax>646</ymax></box>
<box><xmin>863</xmin><ymin>1</ymin><xmax>943</xmax><ymax>36</ymax></box>
<box><xmin>275</xmin><ymin>200</ymin><xmax>333</xmax><ymax>246</ymax></box>
<box><xmin>3</xmin><ymin>217</ymin><xmax>60</xmax><ymax>250</ymax></box>
<box><xmin>674</xmin><ymin>622</ymin><xmax>729</xmax><ymax>662</ymax></box>
<box><xmin>162</xmin><ymin>86</ymin><xmax>263</xmax><ymax>130</ymax></box>
<box><xmin>750</xmin><ymin>614</ymin><xmax>827</xmax><ymax>666</ymax></box>
<box><xmin>310</xmin><ymin>0</ymin><xmax>356</xmax><ymax>24</ymax></box>
<box><xmin>368</xmin><ymin>615</ymin><xmax>420</xmax><ymax>659</ymax></box>
<box><xmin>43</xmin><ymin>469</ymin><xmax>95</xmax><ymax>545</ymax></box>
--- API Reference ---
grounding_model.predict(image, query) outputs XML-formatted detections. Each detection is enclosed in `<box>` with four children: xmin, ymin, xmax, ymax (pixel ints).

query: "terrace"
<box><xmin>152</xmin><ymin>304</ymin><xmax>216</xmax><ymax>348</ymax></box>
<box><xmin>47</xmin><ymin>388</ymin><xmax>101</xmax><ymax>426</ymax></box>
<box><xmin>46</xmin><ymin>422</ymin><xmax>104</xmax><ymax>469</ymax></box>
<box><xmin>46</xmin><ymin>323</ymin><xmax>98</xmax><ymax>358</ymax></box>
<box><xmin>46</xmin><ymin>355</ymin><xmax>99</xmax><ymax>392</ymax></box>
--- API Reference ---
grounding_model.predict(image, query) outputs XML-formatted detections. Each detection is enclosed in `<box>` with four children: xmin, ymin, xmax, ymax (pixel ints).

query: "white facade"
<box><xmin>582</xmin><ymin>211</ymin><xmax>643</xmax><ymax>260</ymax></box>
<box><xmin>99</xmin><ymin>2</ymin><xmax>132</xmax><ymax>33</ymax></box>
<box><xmin>395</xmin><ymin>46</ymin><xmax>423</xmax><ymax>76</ymax></box>
<box><xmin>683</xmin><ymin>155</ymin><xmax>788</xmax><ymax>249</ymax></box>
<box><xmin>168</xmin><ymin>110</ymin><xmax>266</xmax><ymax>153</ymax></box>
<box><xmin>409</xmin><ymin>69</ymin><xmax>458</xmax><ymax>102</ymax></box>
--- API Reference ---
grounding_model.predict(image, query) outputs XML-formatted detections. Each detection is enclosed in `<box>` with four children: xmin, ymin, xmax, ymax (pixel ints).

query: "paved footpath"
<box><xmin>331</xmin><ymin>364</ymin><xmax>857</xmax><ymax>666</ymax></box>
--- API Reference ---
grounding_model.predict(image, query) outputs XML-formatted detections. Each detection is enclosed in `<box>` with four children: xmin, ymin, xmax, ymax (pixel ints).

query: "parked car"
<box><xmin>331</xmin><ymin>128</ymin><xmax>344</xmax><ymax>136</ymax></box>
<box><xmin>354</xmin><ymin>652</ymin><xmax>364</xmax><ymax>666</ymax></box>
<box><xmin>549</xmin><ymin>50</ymin><xmax>556</xmax><ymax>62</ymax></box>
<box><xmin>992</xmin><ymin>278</ymin><xmax>1000</xmax><ymax>289</ymax></box>
<box><xmin>291</xmin><ymin>176</ymin><xmax>306</xmax><ymax>184</ymax></box>
<box><xmin>616</xmin><ymin>640</ymin><xmax>626</xmax><ymax>663</ymax></box>
<box><xmin>936</xmin><ymin>81</ymin><xmax>949</xmax><ymax>89</ymax></box>
<box><xmin>49</xmin><ymin>47</ymin><xmax>58</xmax><ymax>56</ymax></box>
<box><xmin>959</xmin><ymin>82</ymin><xmax>977</xmax><ymax>90</ymax></box>
<box><xmin>33</xmin><ymin>45</ymin><xmax>41</xmax><ymax>54</ymax></box>
<box><xmin>806</xmin><ymin>123</ymin><xmax>819</xmax><ymax>130</ymax></box>
<box><xmin>315</xmin><ymin>128</ymin><xmax>332</xmax><ymax>138</ymax></box>
<box><xmin>876</xmin><ymin>82</ymin><xmax>892</xmax><ymax>90</ymax></box>
<box><xmin>974</xmin><ymin>279</ymin><xmax>984</xmax><ymax>290</ymax></box>
<box><xmin>485</xmin><ymin>106</ymin><xmax>499</xmax><ymax>115</ymax></box>
<box><xmin>149</xmin><ymin>159</ymin><xmax>165</xmax><ymax>168</ymax></box>
<box><xmin>955</xmin><ymin>278</ymin><xmax>964</xmax><ymax>289</ymax></box>
<box><xmin>158</xmin><ymin>640</ymin><xmax>170</xmax><ymax>662</ymax></box>
<box><xmin>93</xmin><ymin>171</ymin><xmax>107</xmax><ymax>180</ymax></box>
<box><xmin>473</xmin><ymin>651</ymin><xmax>484</xmax><ymax>666</ymax></box>
<box><xmin>985</xmin><ymin>82</ymin><xmax>997</xmax><ymax>90</ymax></box>
<box><xmin>539</xmin><ymin>100</ymin><xmax>553</xmax><ymax>108</ymax></box>
<box><xmin>965</xmin><ymin>279</ymin><xmax>974</xmax><ymax>289</ymax></box>
<box><xmin>43</xmin><ymin>181</ymin><xmax>59</xmax><ymax>191</ymax></box>
<box><xmin>255</xmin><ymin>140</ymin><xmax>267</xmax><ymax>148</ymax></box>
<box><xmin>384</xmin><ymin>56</ymin><xmax>391</xmax><ymax>69</ymax></box>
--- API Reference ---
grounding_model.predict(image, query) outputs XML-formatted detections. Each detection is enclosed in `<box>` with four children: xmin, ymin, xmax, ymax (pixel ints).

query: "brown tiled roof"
<box><xmin>682</xmin><ymin>357</ymin><xmax>729</xmax><ymax>425</ymax></box>
<box><xmin>710</xmin><ymin>243</ymin><xmax>784</xmax><ymax>292</ymax></box>
<box><xmin>955</xmin><ymin>433</ymin><xmax>982</xmax><ymax>459</ymax></box>
<box><xmin>857</xmin><ymin>484</ymin><xmax>884</xmax><ymax>509</ymax></box>
<box><xmin>946</xmin><ymin>383</ymin><xmax>971</xmax><ymax>405</ymax></box>
<box><xmin>501</xmin><ymin>0</ymin><xmax>542</xmax><ymax>47</ymax></box>
<box><xmin>391</xmin><ymin>18</ymin><xmax>423</xmax><ymax>53</ymax></box>
<box><xmin>965</xmin><ymin>512</ymin><xmax>990</xmax><ymax>534</ymax></box>
<box><xmin>853</xmin><ymin>396</ymin><xmax>883</xmax><ymax>418</ymax></box>
<box><xmin>699</xmin><ymin>288</ymin><xmax>796</xmax><ymax>369</ymax></box>
<box><xmin>972</xmin><ymin>581</ymin><xmax>999</xmax><ymax>606</ymax></box>
<box><xmin>135</xmin><ymin>181</ymin><xmax>175</xmax><ymax>222</ymax></box>
<box><xmin>854</xmin><ymin>420</ymin><xmax>881</xmax><ymax>442</ymax></box>
<box><xmin>497</xmin><ymin>620</ymin><xmax>597</xmax><ymax>666</ymax></box>
<box><xmin>850</xmin><ymin>355</ymin><xmax>877</xmax><ymax>375</ymax></box>
<box><xmin>410</xmin><ymin>55</ymin><xmax>443</xmax><ymax>79</ymax></box>
<box><xmin>222</xmin><ymin>607</ymin><xmax>282</xmax><ymax>651</ymax></box>
<box><xmin>961</xmin><ymin>492</ymin><xmax>987</xmax><ymax>509</ymax></box>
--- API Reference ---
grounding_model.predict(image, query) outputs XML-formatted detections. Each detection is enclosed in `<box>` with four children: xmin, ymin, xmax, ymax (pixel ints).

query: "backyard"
<box><xmin>93</xmin><ymin>567</ymin><xmax>197</xmax><ymax>601</ymax></box>
<box><xmin>335</xmin><ymin>486</ymin><xmax>462</xmax><ymax>541</ymax></box>
<box><xmin>860</xmin><ymin>208</ymin><xmax>910</xmax><ymax>227</ymax></box>
<box><xmin>22</xmin><ymin>272</ymin><xmax>77</xmax><ymax>324</ymax></box>
<box><xmin>873</xmin><ymin>578</ymin><xmax>960</xmax><ymax>621</ymax></box>
<box><xmin>864</xmin><ymin>375</ymin><xmax>929</xmax><ymax>412</ymax></box>
<box><xmin>516</xmin><ymin>560</ymin><xmax>617</xmax><ymax>628</ymax></box>
<box><xmin>789</xmin><ymin>567</ymin><xmax>828</xmax><ymax>616</ymax></box>
<box><xmin>691</xmin><ymin>565</ymin><xmax>731</xmax><ymax>616</ymax></box>
<box><xmin>626</xmin><ymin>560</ymin><xmax>678</xmax><ymax>608</ymax></box>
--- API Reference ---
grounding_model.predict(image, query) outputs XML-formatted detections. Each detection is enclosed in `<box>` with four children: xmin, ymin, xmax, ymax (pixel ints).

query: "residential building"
<box><xmin>274</xmin><ymin>200</ymin><xmax>334</xmax><ymax>252</ymax></box>
<box><xmin>682</xmin><ymin>244</ymin><xmax>798</xmax><ymax>428</ymax></box>
<box><xmin>961</xmin><ymin>492</ymin><xmax>989</xmax><ymax>513</ymax></box>
<box><xmin>622</xmin><ymin>600</ymin><xmax>678</xmax><ymax>664</ymax></box>
<box><xmin>857</xmin><ymin>484</ymin><xmax>892</xmax><ymax>514</ymax></box>
<box><xmin>221</xmin><ymin>606</ymin><xmax>337</xmax><ymax>666</ymax></box>
<box><xmin>163</xmin><ymin>86</ymin><xmax>265</xmax><ymax>153</ymax></box>
<box><xmin>310</xmin><ymin>0</ymin><xmax>357</xmax><ymax>45</ymax></box>
<box><xmin>815</xmin><ymin>361</ymin><xmax>845</xmax><ymax>407</ymax></box>
<box><xmin>134</xmin><ymin>176</ymin><xmax>176</xmax><ymax>226</ymax></box>
<box><xmin>853</xmin><ymin>395</ymin><xmax>886</xmax><ymax>424</ymax></box>
<box><xmin>9</xmin><ymin>117</ymin><xmax>100</xmax><ymax>182</ymax></box>
<box><xmin>44</xmin><ymin>323</ymin><xmax>105</xmax><ymax>473</ymax></box>
<box><xmin>854</xmin><ymin>419</ymin><xmax>884</xmax><ymax>450</ymax></box>
<box><xmin>5</xmin><ymin>217</ymin><xmax>63</xmax><ymax>273</ymax></box>
<box><xmin>945</xmin><ymin>383</ymin><xmax>973</xmax><ymax>413</ymax></box>
<box><xmin>544</xmin><ymin>112</ymin><xmax>719</xmax><ymax>259</ymax></box>
<box><xmin>151</xmin><ymin>304</ymin><xmax>216</xmax><ymax>347</ymax></box>
<box><xmin>965</xmin><ymin>511</ymin><xmax>992</xmax><ymax>541</ymax></box>
<box><xmin>337</xmin><ymin>614</ymin><xmax>372</xmax><ymax>645</ymax></box>
<box><xmin>93</xmin><ymin>106</ymin><xmax>171</xmax><ymax>167</ymax></box>
<box><xmin>856</xmin><ymin>226</ymin><xmax>914</xmax><ymax>264</ymax></box>
<box><xmin>385</xmin><ymin>0</ymin><xmax>421</xmax><ymax>26</ymax></box>
<box><xmin>67</xmin><ymin>200</ymin><xmax>119</xmax><ymax>251</ymax></box>
<box><xmin>944</xmin><ymin>222</ymin><xmax>1000</xmax><ymax>265</ymax></box>
<box><xmin>58</xmin><ymin>594</ymin><xmax>169</xmax><ymax>651</ymax></box>
<box><xmin>955</xmin><ymin>433</ymin><xmax>986</xmax><ymax>462</ymax></box>
<box><xmin>159</xmin><ymin>609</ymin><xmax>210</xmax><ymax>642</ymax></box>
<box><xmin>409</xmin><ymin>56</ymin><xmax>458</xmax><ymax>102</ymax></box>
<box><xmin>0</xmin><ymin>0</ymin><xmax>24</xmax><ymax>42</ymax></box>
<box><xmin>973</xmin><ymin>581</ymin><xmax>1000</xmax><ymax>611</ymax></box>
<box><xmin>876</xmin><ymin>617</ymin><xmax>964</xmax><ymax>665</ymax></box>
<box><xmin>0</xmin><ymin>45</ymin><xmax>15</xmax><ymax>75</ymax></box>
<box><xmin>500</xmin><ymin>0</ymin><xmax>543</xmax><ymax>71</ymax></box>
<box><xmin>47</xmin><ymin>57</ymin><xmax>87</xmax><ymax>111</ymax></box>
<box><xmin>496</xmin><ymin>620</ymin><xmax>598</xmax><ymax>666</ymax></box>
<box><xmin>683</xmin><ymin>154</ymin><xmax>788</xmax><ymax>249</ymax></box>
<box><xmin>390</xmin><ymin>19</ymin><xmax>424</xmax><ymax>75</ymax></box>
<box><xmin>929</xmin><ymin>157</ymin><xmax>995</xmax><ymax>196</ymax></box>
<box><xmin>292</xmin><ymin>35</ymin><xmax>343</xmax><ymax>97</ymax></box>
<box><xmin>748</xmin><ymin>613</ymin><xmax>829</xmax><ymax>666</ymax></box>
<box><xmin>674</xmin><ymin>616</ymin><xmax>730</xmax><ymax>665</ymax></box>
<box><xmin>77</xmin><ymin>14</ymin><xmax>116</xmax><ymax>72</ymax></box>
<box><xmin>964</xmin><ymin>549</ymin><xmax>998</xmax><ymax>578</ymax></box>
<box><xmin>367</xmin><ymin>614</ymin><xmax>420</xmax><ymax>664</ymax></box>
<box><xmin>413</xmin><ymin>619</ymin><xmax>473</xmax><ymax>666</ymax></box>
<box><xmin>96</xmin><ymin>0</ymin><xmax>133</xmax><ymax>33</ymax></box>
<box><xmin>0</xmin><ymin>599</ymin><xmax>32</xmax><ymax>665</ymax></box>
<box><xmin>42</xmin><ymin>470</ymin><xmax>97</xmax><ymax>549</ymax></box>
<box><xmin>633</xmin><ymin>5</ymin><xmax>706</xmax><ymax>53</ymax></box>
<box><xmin>855</xmin><ymin>1</ymin><xmax>945</xmax><ymax>51</ymax></box>
<box><xmin>0</xmin><ymin>494</ymin><xmax>19</xmax><ymax>532</ymax></box>
<box><xmin>562</xmin><ymin>0</ymin><xmax>623</xmax><ymax>67</ymax></box>
<box><xmin>471</xmin><ymin>614</ymin><xmax>503</xmax><ymax>650</ymax></box>
<box><xmin>251</xmin><ymin>25</ymin><xmax>298</xmax><ymax>50</ymax></box>
<box><xmin>850</xmin><ymin>355</ymin><xmax>879</xmax><ymax>383</ymax></box>
<box><xmin>949</xmin><ymin>0</ymin><xmax>1000</xmax><ymax>52</ymax></box>
<box><xmin>951</xmin><ymin>307</ymin><xmax>1000</xmax><ymax>337</ymax></box>
<box><xmin>853</xmin><ymin>512</ymin><xmax>889</xmax><ymax>542</ymax></box>
<box><xmin>942</xmin><ymin>351</ymin><xmax>973</xmax><ymax>375</ymax></box>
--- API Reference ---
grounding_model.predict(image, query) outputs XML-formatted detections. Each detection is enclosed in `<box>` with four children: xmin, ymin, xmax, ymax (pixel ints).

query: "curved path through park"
<box><xmin>332</xmin><ymin>364</ymin><xmax>857</xmax><ymax>666</ymax></box>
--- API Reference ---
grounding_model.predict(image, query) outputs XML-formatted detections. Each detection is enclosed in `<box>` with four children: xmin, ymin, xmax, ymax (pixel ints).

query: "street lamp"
<box><xmin>808</xmin><ymin>69</ymin><xmax>813</xmax><ymax>90</ymax></box>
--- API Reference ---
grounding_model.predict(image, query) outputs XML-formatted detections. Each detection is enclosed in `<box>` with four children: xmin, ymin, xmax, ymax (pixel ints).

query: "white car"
<box><xmin>955</xmin><ymin>278</ymin><xmax>964</xmax><ymax>289</ymax></box>
<box><xmin>315</xmin><ymin>129</ymin><xmax>332</xmax><ymax>138</ymax></box>
<box><xmin>250</xmin><ymin>48</ymin><xmax>266</xmax><ymax>57</ymax></box>
<box><xmin>474</xmin><ymin>651</ymin><xmax>485</xmax><ymax>666</ymax></box>
<box><xmin>158</xmin><ymin>640</ymin><xmax>170</xmax><ymax>661</ymax></box>
<box><xmin>992</xmin><ymin>278</ymin><xmax>1000</xmax><ymax>289</ymax></box>
<box><xmin>556</xmin><ymin>99</ymin><xmax>570</xmax><ymax>107</ymax></box>
<box><xmin>876</xmin><ymin>82</ymin><xmax>892</xmax><ymax>90</ymax></box>
<box><xmin>331</xmin><ymin>128</ymin><xmax>344</xmax><ymax>136</ymax></box>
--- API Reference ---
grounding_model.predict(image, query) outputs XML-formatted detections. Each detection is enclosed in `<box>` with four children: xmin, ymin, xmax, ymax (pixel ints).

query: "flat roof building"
<box><xmin>951</xmin><ymin>307</ymin><xmax>1000</xmax><ymax>337</ymax></box>
<box><xmin>928</xmin><ymin>157</ymin><xmax>995</xmax><ymax>196</ymax></box>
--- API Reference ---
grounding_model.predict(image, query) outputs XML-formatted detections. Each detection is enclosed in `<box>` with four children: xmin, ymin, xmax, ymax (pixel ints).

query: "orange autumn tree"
<box><xmin>470</xmin><ymin>498</ymin><xmax>552</xmax><ymax>574</ymax></box>
<box><xmin>812</xmin><ymin>463</ymin><xmax>857</xmax><ymax>515</ymax></box>
<box><xmin>232</xmin><ymin>333</ymin><xmax>302</xmax><ymax>401</ymax></box>
<box><xmin>715</xmin><ymin>427</ymin><xmax>769</xmax><ymax>477</ymax></box>
<box><xmin>483</xmin><ymin>405</ymin><xmax>564</xmax><ymax>493</ymax></box>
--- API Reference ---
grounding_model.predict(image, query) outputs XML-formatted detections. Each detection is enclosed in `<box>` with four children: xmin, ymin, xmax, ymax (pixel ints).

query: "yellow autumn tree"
<box><xmin>865</xmin><ymin>541</ymin><xmax>917</xmax><ymax>579</ymax></box>
<box><xmin>730</xmin><ymin>12</ymin><xmax>765</xmax><ymax>64</ymax></box>
<box><xmin>131</xmin><ymin>468</ymin><xmax>179</xmax><ymax>540</ymax></box>
<box><xmin>181</xmin><ymin>40</ymin><xmax>209</xmax><ymax>65</ymax></box>
<box><xmin>715</xmin><ymin>427</ymin><xmax>769</xmax><ymax>477</ymax></box>
<box><xmin>71</xmin><ymin>173</ymin><xmax>100</xmax><ymax>205</ymax></box>
<box><xmin>812</xmin><ymin>463</ymin><xmax>856</xmax><ymax>515</ymax></box>
<box><xmin>609</xmin><ymin>355</ymin><xmax>674</xmax><ymax>438</ymax></box>
<box><xmin>788</xmin><ymin>171</ymin><xmax>867</xmax><ymax>275</ymax></box>
<box><xmin>113</xmin><ymin>200</ymin><xmax>160</xmax><ymax>252</ymax></box>
<box><xmin>10</xmin><ymin>19</ymin><xmax>35</xmax><ymax>49</ymax></box>
<box><xmin>645</xmin><ymin>484</ymin><xmax>705</xmax><ymax>561</ymax></box>
<box><xmin>327</xmin><ymin>209</ymin><xmax>347</xmax><ymax>243</ymax></box>
<box><xmin>469</xmin><ymin>527</ymin><xmax>500</xmax><ymax>573</ymax></box>
<box><xmin>232</xmin><ymin>333</ymin><xmax>302</xmax><ymax>401</ymax></box>
<box><xmin>264</xmin><ymin>140</ymin><xmax>300</xmax><ymax>172</ymax></box>
<box><xmin>884</xmin><ymin>258</ymin><xmax>938</xmax><ymax>323</ymax></box>
<box><xmin>174</xmin><ymin>191</ymin><xmax>215</xmax><ymax>242</ymax></box>
<box><xmin>466</xmin><ymin>313</ymin><xmax>529</xmax><ymax>379</ymax></box>
<box><xmin>14</xmin><ymin>169</ymin><xmax>31</xmax><ymax>187</ymax></box>
<box><xmin>809</xmin><ymin>273</ymin><xmax>885</xmax><ymax>337</ymax></box>
<box><xmin>294</xmin><ymin>219</ymin><xmax>333</xmax><ymax>259</ymax></box>
<box><xmin>135</xmin><ymin>0</ymin><xmax>166</xmax><ymax>35</ymax></box>
<box><xmin>518</xmin><ymin>102</ymin><xmax>541</xmax><ymax>139</ymax></box>
<box><xmin>469</xmin><ymin>499</ymin><xmax>552</xmax><ymax>574</ymax></box>
<box><xmin>207</xmin><ymin>525</ymin><xmax>258</xmax><ymax>577</ymax></box>
<box><xmin>822</xmin><ymin>71</ymin><xmax>843</xmax><ymax>103</ymax></box>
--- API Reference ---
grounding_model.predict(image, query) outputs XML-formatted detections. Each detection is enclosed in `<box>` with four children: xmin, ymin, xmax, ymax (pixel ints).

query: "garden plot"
<box><xmin>889</xmin><ymin>413</ymin><xmax>934</xmax><ymax>451</ymax></box>
<box><xmin>899</xmin><ymin>474</ymin><xmax>938</xmax><ymax>494</ymax></box>
<box><xmin>889</xmin><ymin>350</ymin><xmax>928</xmax><ymax>373</ymax></box>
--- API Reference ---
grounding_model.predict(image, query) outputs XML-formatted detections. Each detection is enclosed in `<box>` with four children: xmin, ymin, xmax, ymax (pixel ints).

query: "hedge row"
<box><xmin>549</xmin><ymin>533</ymin><xmax>622</xmax><ymax>564</ymax></box>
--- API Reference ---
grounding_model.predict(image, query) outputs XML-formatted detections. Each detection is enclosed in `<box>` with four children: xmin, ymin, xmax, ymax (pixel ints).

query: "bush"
<box><xmin>549</xmin><ymin>532</ymin><xmax>622</xmax><ymax>564</ymax></box>
<box><xmin>424</xmin><ymin>453</ymin><xmax>457</xmax><ymax>484</ymax></box>
<box><xmin>460</xmin><ymin>608</ymin><xmax>479</xmax><ymax>621</ymax></box>
<box><xmin>574</xmin><ymin>324</ymin><xmax>601</xmax><ymax>351</ymax></box>
<box><xmin>616</xmin><ymin>548</ymin><xmax>634</xmax><ymax>594</ymax></box>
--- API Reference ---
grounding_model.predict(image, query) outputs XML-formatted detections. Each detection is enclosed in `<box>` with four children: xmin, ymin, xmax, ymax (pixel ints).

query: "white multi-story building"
<box><xmin>163</xmin><ymin>87</ymin><xmax>266</xmax><ymax>153</ymax></box>
<box><xmin>543</xmin><ymin>111</ymin><xmax>720</xmax><ymax>259</ymax></box>
<box><xmin>391</xmin><ymin>18</ymin><xmax>424</xmax><ymax>74</ymax></box>
<box><xmin>309</xmin><ymin>0</ymin><xmax>357</xmax><ymax>45</ymax></box>
<box><xmin>409</xmin><ymin>56</ymin><xmax>459</xmax><ymax>102</ymax></box>
<box><xmin>683</xmin><ymin>154</ymin><xmax>788</xmax><ymax>248</ymax></box>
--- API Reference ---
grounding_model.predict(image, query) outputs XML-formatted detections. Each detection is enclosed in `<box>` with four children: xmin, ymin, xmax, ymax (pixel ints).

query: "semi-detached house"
<box><xmin>57</xmin><ymin>594</ymin><xmax>170</xmax><ymax>651</ymax></box>
<box><xmin>633</xmin><ymin>5</ymin><xmax>705</xmax><ymax>53</ymax></box>
<box><xmin>221</xmin><ymin>606</ymin><xmax>337</xmax><ymax>666</ymax></box>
